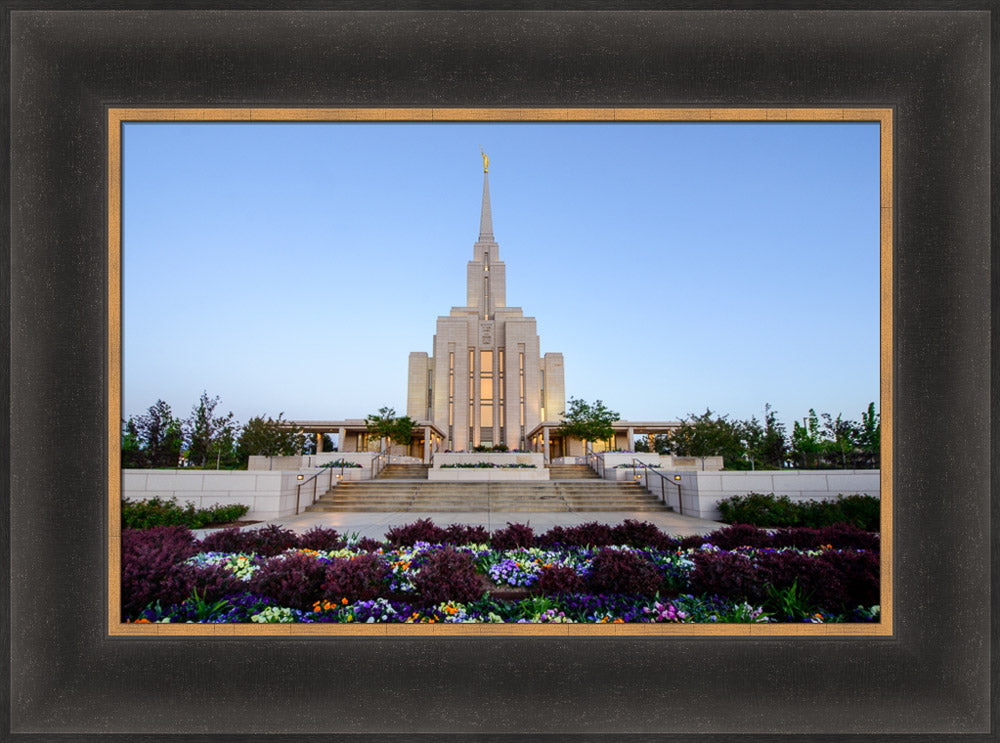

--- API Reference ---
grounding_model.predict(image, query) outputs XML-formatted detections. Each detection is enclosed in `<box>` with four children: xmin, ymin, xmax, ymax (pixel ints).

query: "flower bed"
<box><xmin>440</xmin><ymin>463</ymin><xmax>537</xmax><ymax>468</ymax></box>
<box><xmin>122</xmin><ymin>520</ymin><xmax>880</xmax><ymax>624</ymax></box>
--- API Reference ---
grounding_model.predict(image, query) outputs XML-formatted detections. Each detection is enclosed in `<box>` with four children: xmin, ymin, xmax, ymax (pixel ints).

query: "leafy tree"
<box><xmin>556</xmin><ymin>398</ymin><xmax>619</xmax><ymax>449</ymax></box>
<box><xmin>237</xmin><ymin>413</ymin><xmax>306</xmax><ymax>459</ymax></box>
<box><xmin>365</xmin><ymin>407</ymin><xmax>416</xmax><ymax>449</ymax></box>
<box><xmin>669</xmin><ymin>408</ymin><xmax>744</xmax><ymax>469</ymax></box>
<box><xmin>121</xmin><ymin>416</ymin><xmax>144</xmax><ymax>468</ymax></box>
<box><xmin>738</xmin><ymin>416</ymin><xmax>765</xmax><ymax>470</ymax></box>
<box><xmin>186</xmin><ymin>391</ymin><xmax>238</xmax><ymax>468</ymax></box>
<box><xmin>758</xmin><ymin>403</ymin><xmax>788</xmax><ymax>469</ymax></box>
<box><xmin>821</xmin><ymin>412</ymin><xmax>860</xmax><ymax>469</ymax></box>
<box><xmin>791</xmin><ymin>409</ymin><xmax>825</xmax><ymax>468</ymax></box>
<box><xmin>634</xmin><ymin>438</ymin><xmax>650</xmax><ymax>453</ymax></box>
<box><xmin>133</xmin><ymin>399</ymin><xmax>184</xmax><ymax>467</ymax></box>
<box><xmin>858</xmin><ymin>402</ymin><xmax>880</xmax><ymax>468</ymax></box>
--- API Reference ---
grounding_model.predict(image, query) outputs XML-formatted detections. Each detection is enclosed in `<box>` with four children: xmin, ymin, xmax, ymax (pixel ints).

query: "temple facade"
<box><xmin>405</xmin><ymin>157</ymin><xmax>565</xmax><ymax>452</ymax></box>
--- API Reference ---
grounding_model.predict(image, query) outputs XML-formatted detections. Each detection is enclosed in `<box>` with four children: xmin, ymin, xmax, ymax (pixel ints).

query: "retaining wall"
<box><xmin>121</xmin><ymin>469</ymin><xmax>309</xmax><ymax>520</ymax></box>
<box><xmin>646</xmin><ymin>469</ymin><xmax>882</xmax><ymax>521</ymax></box>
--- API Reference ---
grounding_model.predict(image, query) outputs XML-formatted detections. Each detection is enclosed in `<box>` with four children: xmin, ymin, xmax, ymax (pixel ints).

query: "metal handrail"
<box><xmin>584</xmin><ymin>445</ymin><xmax>605</xmax><ymax>478</ymax></box>
<box><xmin>370</xmin><ymin>447</ymin><xmax>389</xmax><ymax>479</ymax></box>
<box><xmin>632</xmin><ymin>458</ymin><xmax>683</xmax><ymax>515</ymax></box>
<box><xmin>294</xmin><ymin>465</ymin><xmax>335</xmax><ymax>516</ymax></box>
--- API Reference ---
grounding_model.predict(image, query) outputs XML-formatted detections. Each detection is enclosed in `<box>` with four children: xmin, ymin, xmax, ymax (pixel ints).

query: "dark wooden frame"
<box><xmin>5</xmin><ymin>4</ymin><xmax>995</xmax><ymax>739</ymax></box>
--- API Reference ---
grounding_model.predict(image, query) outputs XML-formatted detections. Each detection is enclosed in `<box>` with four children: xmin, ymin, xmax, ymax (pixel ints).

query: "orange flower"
<box><xmin>341</xmin><ymin>597</ymin><xmax>348</xmax><ymax>605</ymax></box>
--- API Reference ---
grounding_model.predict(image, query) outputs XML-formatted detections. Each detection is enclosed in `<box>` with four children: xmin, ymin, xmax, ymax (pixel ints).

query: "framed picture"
<box><xmin>6</xmin><ymin>5</ymin><xmax>993</xmax><ymax>739</ymax></box>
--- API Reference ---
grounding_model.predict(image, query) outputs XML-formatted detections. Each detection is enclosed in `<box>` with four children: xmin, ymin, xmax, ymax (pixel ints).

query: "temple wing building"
<box><xmin>406</xmin><ymin>159</ymin><xmax>564</xmax><ymax>452</ymax></box>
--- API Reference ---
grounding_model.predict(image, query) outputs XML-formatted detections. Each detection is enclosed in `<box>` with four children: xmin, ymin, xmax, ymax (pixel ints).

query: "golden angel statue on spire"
<box><xmin>480</xmin><ymin>147</ymin><xmax>489</xmax><ymax>173</ymax></box>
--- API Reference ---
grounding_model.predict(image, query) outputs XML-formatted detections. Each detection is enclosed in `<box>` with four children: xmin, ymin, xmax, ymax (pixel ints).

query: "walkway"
<box><xmin>211</xmin><ymin>508</ymin><xmax>724</xmax><ymax>541</ymax></box>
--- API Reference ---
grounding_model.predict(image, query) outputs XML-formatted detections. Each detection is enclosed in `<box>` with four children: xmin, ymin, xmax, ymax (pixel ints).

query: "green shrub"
<box><xmin>717</xmin><ymin>492</ymin><xmax>798</xmax><ymax>527</ymax></box>
<box><xmin>716</xmin><ymin>492</ymin><xmax>880</xmax><ymax>531</ymax></box>
<box><xmin>121</xmin><ymin>496</ymin><xmax>249</xmax><ymax>529</ymax></box>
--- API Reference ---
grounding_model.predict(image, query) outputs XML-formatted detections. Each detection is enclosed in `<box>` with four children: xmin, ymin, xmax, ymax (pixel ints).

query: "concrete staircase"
<box><xmin>376</xmin><ymin>463</ymin><xmax>430</xmax><ymax>480</ymax></box>
<box><xmin>548</xmin><ymin>463</ymin><xmax>601</xmax><ymax>480</ymax></box>
<box><xmin>304</xmin><ymin>478</ymin><xmax>670</xmax><ymax>513</ymax></box>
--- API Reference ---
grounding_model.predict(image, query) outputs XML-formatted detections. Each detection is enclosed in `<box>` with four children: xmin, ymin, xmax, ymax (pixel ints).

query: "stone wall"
<box><xmin>121</xmin><ymin>469</ymin><xmax>310</xmax><ymax>520</ymax></box>
<box><xmin>644</xmin><ymin>469</ymin><xmax>882</xmax><ymax>521</ymax></box>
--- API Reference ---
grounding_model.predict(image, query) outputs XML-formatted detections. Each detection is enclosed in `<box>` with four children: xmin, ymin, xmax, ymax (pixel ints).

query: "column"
<box><xmin>627</xmin><ymin>427</ymin><xmax>634</xmax><ymax>452</ymax></box>
<box><xmin>424</xmin><ymin>426</ymin><xmax>431</xmax><ymax>463</ymax></box>
<box><xmin>316</xmin><ymin>432</ymin><xmax>323</xmax><ymax>454</ymax></box>
<box><xmin>543</xmin><ymin>426</ymin><xmax>550</xmax><ymax>463</ymax></box>
<box><xmin>338</xmin><ymin>427</ymin><xmax>346</xmax><ymax>453</ymax></box>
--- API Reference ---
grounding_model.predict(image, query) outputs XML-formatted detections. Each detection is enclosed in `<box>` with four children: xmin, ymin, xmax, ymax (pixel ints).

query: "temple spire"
<box><xmin>478</xmin><ymin>152</ymin><xmax>494</xmax><ymax>241</ymax></box>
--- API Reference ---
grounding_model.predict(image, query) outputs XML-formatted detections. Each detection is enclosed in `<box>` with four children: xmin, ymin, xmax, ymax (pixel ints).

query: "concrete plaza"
<box><xmin>216</xmin><ymin>508</ymin><xmax>725</xmax><ymax>541</ymax></box>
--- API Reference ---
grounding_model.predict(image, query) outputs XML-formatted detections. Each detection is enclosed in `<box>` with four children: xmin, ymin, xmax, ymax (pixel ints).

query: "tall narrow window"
<box><xmin>469</xmin><ymin>349</ymin><xmax>475</xmax><ymax>446</ymax></box>
<box><xmin>519</xmin><ymin>352</ymin><xmax>526</xmax><ymax>446</ymax></box>
<box><xmin>427</xmin><ymin>370</ymin><xmax>433</xmax><ymax>419</ymax></box>
<box><xmin>539</xmin><ymin>369</ymin><xmax>546</xmax><ymax>421</ymax></box>
<box><xmin>498</xmin><ymin>348</ymin><xmax>505</xmax><ymax>445</ymax></box>
<box><xmin>480</xmin><ymin>350</ymin><xmax>494</xmax><ymax>442</ymax></box>
<box><xmin>448</xmin><ymin>352</ymin><xmax>455</xmax><ymax>443</ymax></box>
<box><xmin>483</xmin><ymin>252</ymin><xmax>490</xmax><ymax>320</ymax></box>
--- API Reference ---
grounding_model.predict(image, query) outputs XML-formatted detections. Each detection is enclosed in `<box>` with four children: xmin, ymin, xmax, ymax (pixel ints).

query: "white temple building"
<box><xmin>287</xmin><ymin>156</ymin><xmax>682</xmax><ymax>462</ymax></box>
<box><xmin>405</xmin><ymin>154</ymin><xmax>565</xmax><ymax>453</ymax></box>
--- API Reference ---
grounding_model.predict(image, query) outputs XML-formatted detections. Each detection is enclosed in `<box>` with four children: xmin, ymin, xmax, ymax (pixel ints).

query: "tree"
<box><xmin>668</xmin><ymin>408</ymin><xmax>744</xmax><ymax>469</ymax></box>
<box><xmin>738</xmin><ymin>416</ymin><xmax>765</xmax><ymax>470</ymax></box>
<box><xmin>186</xmin><ymin>391</ymin><xmax>237</xmax><ymax>468</ymax></box>
<box><xmin>133</xmin><ymin>399</ymin><xmax>184</xmax><ymax>467</ymax></box>
<box><xmin>791</xmin><ymin>409</ymin><xmax>824</xmax><ymax>468</ymax></box>
<box><xmin>556</xmin><ymin>398</ymin><xmax>619</xmax><ymax>449</ymax></box>
<box><xmin>237</xmin><ymin>413</ymin><xmax>306</xmax><ymax>459</ymax></box>
<box><xmin>121</xmin><ymin>416</ymin><xmax>144</xmax><ymax>468</ymax></box>
<box><xmin>858</xmin><ymin>402</ymin><xmax>880</xmax><ymax>468</ymax></box>
<box><xmin>821</xmin><ymin>412</ymin><xmax>860</xmax><ymax>469</ymax></box>
<box><xmin>758</xmin><ymin>403</ymin><xmax>788</xmax><ymax>468</ymax></box>
<box><xmin>365</xmin><ymin>407</ymin><xmax>416</xmax><ymax>449</ymax></box>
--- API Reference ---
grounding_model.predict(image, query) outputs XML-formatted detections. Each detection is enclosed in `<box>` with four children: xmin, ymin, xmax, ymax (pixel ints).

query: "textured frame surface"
<box><xmin>7</xmin><ymin>5</ymin><xmax>994</xmax><ymax>739</ymax></box>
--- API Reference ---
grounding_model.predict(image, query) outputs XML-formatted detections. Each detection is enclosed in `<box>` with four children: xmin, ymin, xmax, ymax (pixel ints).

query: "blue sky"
<box><xmin>122</xmin><ymin>121</ymin><xmax>880</xmax><ymax>430</ymax></box>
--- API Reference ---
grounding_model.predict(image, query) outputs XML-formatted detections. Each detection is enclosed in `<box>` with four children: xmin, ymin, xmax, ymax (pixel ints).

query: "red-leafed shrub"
<box><xmin>490</xmin><ymin>522</ymin><xmax>536</xmax><ymax>551</ymax></box>
<box><xmin>816</xmin><ymin>524</ymin><xmax>880</xmax><ymax>552</ymax></box>
<box><xmin>121</xmin><ymin>526</ymin><xmax>201</xmax><ymax>618</ymax></box>
<box><xmin>769</xmin><ymin>527</ymin><xmax>824</xmax><ymax>550</ymax></box>
<box><xmin>703</xmin><ymin>524</ymin><xmax>773</xmax><ymax>550</ymax></box>
<box><xmin>354</xmin><ymin>537</ymin><xmax>386</xmax><ymax>553</ymax></box>
<box><xmin>443</xmin><ymin>523</ymin><xmax>491</xmax><ymax>546</ymax></box>
<box><xmin>321</xmin><ymin>553</ymin><xmax>392</xmax><ymax>602</ymax></box>
<box><xmin>183</xmin><ymin>563</ymin><xmax>246</xmax><ymax>604</ymax></box>
<box><xmin>298</xmin><ymin>527</ymin><xmax>345</xmax><ymax>551</ymax></box>
<box><xmin>815</xmin><ymin>549</ymin><xmax>880</xmax><ymax>610</ymax></box>
<box><xmin>196</xmin><ymin>526</ymin><xmax>248</xmax><ymax>554</ymax></box>
<box><xmin>412</xmin><ymin>547</ymin><xmax>484</xmax><ymax>604</ymax></box>
<box><xmin>533</xmin><ymin>564</ymin><xmax>585</xmax><ymax>596</ymax></box>
<box><xmin>242</xmin><ymin>524</ymin><xmax>301</xmax><ymax>556</ymax></box>
<box><xmin>770</xmin><ymin>523</ymin><xmax>879</xmax><ymax>552</ymax></box>
<box><xmin>688</xmin><ymin>550</ymin><xmax>764</xmax><ymax>603</ymax></box>
<box><xmin>611</xmin><ymin>520</ymin><xmax>678</xmax><ymax>550</ymax></box>
<box><xmin>247</xmin><ymin>552</ymin><xmax>329</xmax><ymax>610</ymax></box>
<box><xmin>537</xmin><ymin>522</ymin><xmax>614</xmax><ymax>548</ymax></box>
<box><xmin>198</xmin><ymin>524</ymin><xmax>300</xmax><ymax>556</ymax></box>
<box><xmin>385</xmin><ymin>518</ymin><xmax>447</xmax><ymax>547</ymax></box>
<box><xmin>587</xmin><ymin>548</ymin><xmax>662</xmax><ymax>596</ymax></box>
<box><xmin>679</xmin><ymin>533</ymin><xmax>708</xmax><ymax>550</ymax></box>
<box><xmin>692</xmin><ymin>548</ymin><xmax>880</xmax><ymax>613</ymax></box>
